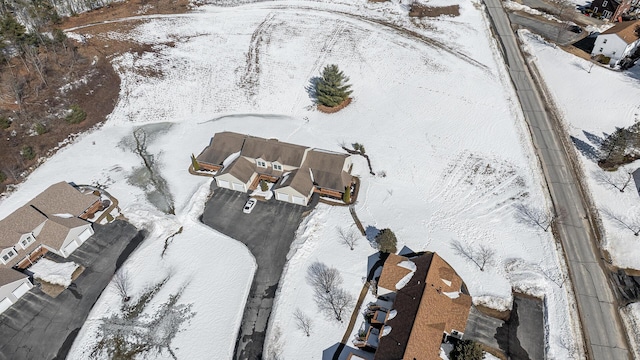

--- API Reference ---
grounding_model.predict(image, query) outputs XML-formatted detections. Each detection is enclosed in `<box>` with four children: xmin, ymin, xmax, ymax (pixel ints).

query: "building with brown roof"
<box><xmin>355</xmin><ymin>252</ymin><xmax>472</xmax><ymax>360</ymax></box>
<box><xmin>591</xmin><ymin>20</ymin><xmax>640</xmax><ymax>65</ymax></box>
<box><xmin>0</xmin><ymin>182</ymin><xmax>100</xmax><ymax>314</ymax></box>
<box><xmin>194</xmin><ymin>132</ymin><xmax>354</xmax><ymax>206</ymax></box>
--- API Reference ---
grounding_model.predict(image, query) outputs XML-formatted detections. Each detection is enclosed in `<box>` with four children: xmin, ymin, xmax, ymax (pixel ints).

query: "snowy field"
<box><xmin>519</xmin><ymin>29</ymin><xmax>640</xmax><ymax>358</ymax></box>
<box><xmin>0</xmin><ymin>0</ymin><xmax>580</xmax><ymax>359</ymax></box>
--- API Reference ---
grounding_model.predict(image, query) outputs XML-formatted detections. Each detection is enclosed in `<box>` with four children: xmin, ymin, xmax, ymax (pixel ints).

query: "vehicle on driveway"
<box><xmin>243</xmin><ymin>198</ymin><xmax>257</xmax><ymax>214</ymax></box>
<box><xmin>569</xmin><ymin>25</ymin><xmax>583</xmax><ymax>34</ymax></box>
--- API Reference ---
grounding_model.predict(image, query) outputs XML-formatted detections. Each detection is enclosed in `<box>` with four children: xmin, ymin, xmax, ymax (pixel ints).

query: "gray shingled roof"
<box><xmin>0</xmin><ymin>268</ymin><xmax>28</xmax><ymax>287</ymax></box>
<box><xmin>0</xmin><ymin>206</ymin><xmax>47</xmax><ymax>248</ymax></box>
<box><xmin>221</xmin><ymin>157</ymin><xmax>257</xmax><ymax>184</ymax></box>
<box><xmin>30</xmin><ymin>182</ymin><xmax>100</xmax><ymax>216</ymax></box>
<box><xmin>196</xmin><ymin>132</ymin><xmax>247</xmax><ymax>165</ymax></box>
<box><xmin>241</xmin><ymin>137</ymin><xmax>308</xmax><ymax>166</ymax></box>
<box><xmin>305</xmin><ymin>150</ymin><xmax>351</xmax><ymax>192</ymax></box>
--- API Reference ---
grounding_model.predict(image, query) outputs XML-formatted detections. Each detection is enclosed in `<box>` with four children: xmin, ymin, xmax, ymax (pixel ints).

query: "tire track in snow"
<box><xmin>425</xmin><ymin>151</ymin><xmax>526</xmax><ymax>228</ymax></box>
<box><xmin>238</xmin><ymin>12</ymin><xmax>278</xmax><ymax>102</ymax></box>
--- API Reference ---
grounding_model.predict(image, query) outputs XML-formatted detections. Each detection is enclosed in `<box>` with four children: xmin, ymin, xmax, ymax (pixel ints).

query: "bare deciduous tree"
<box><xmin>593</xmin><ymin>169</ymin><xmax>633</xmax><ymax>193</ymax></box>
<box><xmin>293</xmin><ymin>308</ymin><xmax>312</xmax><ymax>336</ymax></box>
<box><xmin>315</xmin><ymin>287</ymin><xmax>354</xmax><ymax>322</ymax></box>
<box><xmin>307</xmin><ymin>262</ymin><xmax>342</xmax><ymax>294</ymax></box>
<box><xmin>513</xmin><ymin>203</ymin><xmax>556</xmax><ymax>232</ymax></box>
<box><xmin>337</xmin><ymin>226</ymin><xmax>359</xmax><ymax>250</ymax></box>
<box><xmin>112</xmin><ymin>268</ymin><xmax>131</xmax><ymax>302</ymax></box>
<box><xmin>602</xmin><ymin>208</ymin><xmax>640</xmax><ymax>236</ymax></box>
<box><xmin>450</xmin><ymin>239</ymin><xmax>495</xmax><ymax>271</ymax></box>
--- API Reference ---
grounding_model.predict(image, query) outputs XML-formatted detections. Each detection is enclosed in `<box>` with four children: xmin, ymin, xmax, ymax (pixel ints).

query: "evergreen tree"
<box><xmin>342</xmin><ymin>186</ymin><xmax>351</xmax><ymax>204</ymax></box>
<box><xmin>449</xmin><ymin>340</ymin><xmax>484</xmax><ymax>360</ymax></box>
<box><xmin>375</xmin><ymin>228</ymin><xmax>397</xmax><ymax>254</ymax></box>
<box><xmin>191</xmin><ymin>154</ymin><xmax>200</xmax><ymax>171</ymax></box>
<box><xmin>315</xmin><ymin>64</ymin><xmax>352</xmax><ymax>107</ymax></box>
<box><xmin>260</xmin><ymin>179</ymin><xmax>269</xmax><ymax>192</ymax></box>
<box><xmin>0</xmin><ymin>14</ymin><xmax>27</xmax><ymax>45</ymax></box>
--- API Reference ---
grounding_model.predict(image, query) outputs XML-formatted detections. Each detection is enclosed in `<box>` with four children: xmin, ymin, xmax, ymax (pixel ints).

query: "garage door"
<box><xmin>78</xmin><ymin>227</ymin><xmax>93</xmax><ymax>243</ymax></box>
<box><xmin>64</xmin><ymin>240</ymin><xmax>80</xmax><ymax>256</ymax></box>
<box><xmin>12</xmin><ymin>282</ymin><xmax>30</xmax><ymax>298</ymax></box>
<box><xmin>292</xmin><ymin>196</ymin><xmax>306</xmax><ymax>205</ymax></box>
<box><xmin>217</xmin><ymin>179</ymin><xmax>230</xmax><ymax>189</ymax></box>
<box><xmin>0</xmin><ymin>297</ymin><xmax>12</xmax><ymax>313</ymax></box>
<box><xmin>276</xmin><ymin>192</ymin><xmax>289</xmax><ymax>202</ymax></box>
<box><xmin>232</xmin><ymin>182</ymin><xmax>245</xmax><ymax>192</ymax></box>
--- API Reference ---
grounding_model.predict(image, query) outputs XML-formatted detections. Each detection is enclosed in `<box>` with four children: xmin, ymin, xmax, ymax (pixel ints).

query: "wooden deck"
<box><xmin>249</xmin><ymin>174</ymin><xmax>279</xmax><ymax>191</ymax></box>
<box><xmin>15</xmin><ymin>246</ymin><xmax>48</xmax><ymax>270</ymax></box>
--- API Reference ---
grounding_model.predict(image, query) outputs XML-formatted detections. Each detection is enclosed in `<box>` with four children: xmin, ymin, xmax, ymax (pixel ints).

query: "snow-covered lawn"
<box><xmin>30</xmin><ymin>259</ymin><xmax>79</xmax><ymax>287</ymax></box>
<box><xmin>0</xmin><ymin>0</ymin><xmax>579</xmax><ymax>359</ymax></box>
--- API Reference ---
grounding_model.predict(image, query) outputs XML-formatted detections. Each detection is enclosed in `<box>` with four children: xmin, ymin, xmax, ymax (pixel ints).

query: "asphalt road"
<box><xmin>0</xmin><ymin>220</ymin><xmax>143</xmax><ymax>360</ymax></box>
<box><xmin>507</xmin><ymin>12</ymin><xmax>582</xmax><ymax>46</ymax></box>
<box><xmin>483</xmin><ymin>1</ymin><xmax>631</xmax><ymax>359</ymax></box>
<box><xmin>200</xmin><ymin>188</ymin><xmax>311</xmax><ymax>360</ymax></box>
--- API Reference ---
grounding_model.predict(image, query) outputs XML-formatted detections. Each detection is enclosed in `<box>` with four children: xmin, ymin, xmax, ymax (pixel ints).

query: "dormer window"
<box><xmin>273</xmin><ymin>163</ymin><xmax>283</xmax><ymax>171</ymax></box>
<box><xmin>256</xmin><ymin>160</ymin><xmax>266</xmax><ymax>167</ymax></box>
<box><xmin>1</xmin><ymin>248</ymin><xmax>17</xmax><ymax>264</ymax></box>
<box><xmin>20</xmin><ymin>234</ymin><xmax>35</xmax><ymax>249</ymax></box>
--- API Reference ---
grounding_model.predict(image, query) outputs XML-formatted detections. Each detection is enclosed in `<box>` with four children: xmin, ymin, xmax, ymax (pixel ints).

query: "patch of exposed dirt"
<box><xmin>409</xmin><ymin>4</ymin><xmax>460</xmax><ymax>18</ymax></box>
<box><xmin>0</xmin><ymin>0</ymin><xmax>191</xmax><ymax>195</ymax></box>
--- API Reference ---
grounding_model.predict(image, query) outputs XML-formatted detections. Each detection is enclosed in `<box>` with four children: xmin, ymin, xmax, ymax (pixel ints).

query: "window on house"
<box><xmin>273</xmin><ymin>164</ymin><xmax>282</xmax><ymax>171</ymax></box>
<box><xmin>256</xmin><ymin>160</ymin><xmax>266</xmax><ymax>167</ymax></box>
<box><xmin>2</xmin><ymin>255</ymin><xmax>8</xmax><ymax>262</ymax></box>
<box><xmin>603</xmin><ymin>39</ymin><xmax>608</xmax><ymax>44</ymax></box>
<box><xmin>613</xmin><ymin>51</ymin><xmax>617</xmax><ymax>55</ymax></box>
<box><xmin>20</xmin><ymin>235</ymin><xmax>34</xmax><ymax>249</ymax></box>
<box><xmin>599</xmin><ymin>47</ymin><xmax>604</xmax><ymax>52</ymax></box>
<box><xmin>603</xmin><ymin>0</ymin><xmax>608</xmax><ymax>6</ymax></box>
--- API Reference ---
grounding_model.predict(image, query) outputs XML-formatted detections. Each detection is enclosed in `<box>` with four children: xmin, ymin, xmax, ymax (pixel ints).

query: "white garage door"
<box><xmin>12</xmin><ymin>282</ymin><xmax>30</xmax><ymax>298</ymax></box>
<box><xmin>0</xmin><ymin>297</ymin><xmax>12</xmax><ymax>313</ymax></box>
<box><xmin>78</xmin><ymin>228</ymin><xmax>93</xmax><ymax>243</ymax></box>
<box><xmin>217</xmin><ymin>179</ymin><xmax>230</xmax><ymax>189</ymax></box>
<box><xmin>292</xmin><ymin>196</ymin><xmax>306</xmax><ymax>205</ymax></box>
<box><xmin>64</xmin><ymin>240</ymin><xmax>80</xmax><ymax>256</ymax></box>
<box><xmin>276</xmin><ymin>192</ymin><xmax>289</xmax><ymax>202</ymax></box>
<box><xmin>232</xmin><ymin>182</ymin><xmax>245</xmax><ymax>192</ymax></box>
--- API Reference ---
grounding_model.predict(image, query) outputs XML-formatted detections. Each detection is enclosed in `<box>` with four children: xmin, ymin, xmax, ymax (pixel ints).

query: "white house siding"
<box><xmin>0</xmin><ymin>277</ymin><xmax>32</xmax><ymax>314</ymax></box>
<box><xmin>78</xmin><ymin>227</ymin><xmax>93</xmax><ymax>243</ymax></box>
<box><xmin>58</xmin><ymin>224</ymin><xmax>93</xmax><ymax>258</ymax></box>
<box><xmin>217</xmin><ymin>179</ymin><xmax>231</xmax><ymax>189</ymax></box>
<box><xmin>592</xmin><ymin>34</ymin><xmax>632</xmax><ymax>63</ymax></box>
<box><xmin>274</xmin><ymin>186</ymin><xmax>314</xmax><ymax>206</ymax></box>
<box><xmin>216</xmin><ymin>173</ymin><xmax>248</xmax><ymax>193</ymax></box>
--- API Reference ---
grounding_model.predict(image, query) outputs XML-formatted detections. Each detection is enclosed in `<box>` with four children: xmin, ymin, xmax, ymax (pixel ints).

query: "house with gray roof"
<box><xmin>195</xmin><ymin>132</ymin><xmax>354</xmax><ymax>206</ymax></box>
<box><xmin>0</xmin><ymin>182</ymin><xmax>101</xmax><ymax>314</ymax></box>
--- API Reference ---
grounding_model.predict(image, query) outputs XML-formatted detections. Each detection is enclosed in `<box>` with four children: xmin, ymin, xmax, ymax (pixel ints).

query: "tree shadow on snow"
<box><xmin>583</xmin><ymin>130</ymin><xmax>604</xmax><ymax>148</ymax></box>
<box><xmin>570</xmin><ymin>135</ymin><xmax>599</xmax><ymax>162</ymax></box>
<box><xmin>306</xmin><ymin>76</ymin><xmax>321</xmax><ymax>103</ymax></box>
<box><xmin>322</xmin><ymin>343</ymin><xmax>374</xmax><ymax>360</ymax></box>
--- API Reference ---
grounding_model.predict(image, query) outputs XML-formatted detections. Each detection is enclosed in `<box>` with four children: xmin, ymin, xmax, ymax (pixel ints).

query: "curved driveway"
<box><xmin>201</xmin><ymin>188</ymin><xmax>312</xmax><ymax>360</ymax></box>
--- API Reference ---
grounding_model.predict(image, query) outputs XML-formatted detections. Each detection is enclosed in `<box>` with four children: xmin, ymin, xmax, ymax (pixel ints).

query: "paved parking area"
<box><xmin>0</xmin><ymin>220</ymin><xmax>143</xmax><ymax>360</ymax></box>
<box><xmin>465</xmin><ymin>295</ymin><xmax>544</xmax><ymax>360</ymax></box>
<box><xmin>200</xmin><ymin>187</ymin><xmax>313</xmax><ymax>360</ymax></box>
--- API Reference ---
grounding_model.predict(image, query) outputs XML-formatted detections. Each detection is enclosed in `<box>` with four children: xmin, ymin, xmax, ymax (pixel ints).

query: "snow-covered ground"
<box><xmin>519</xmin><ymin>29</ymin><xmax>640</xmax><ymax>358</ymax></box>
<box><xmin>29</xmin><ymin>258</ymin><xmax>79</xmax><ymax>287</ymax></box>
<box><xmin>0</xmin><ymin>0</ymin><xmax>580</xmax><ymax>359</ymax></box>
